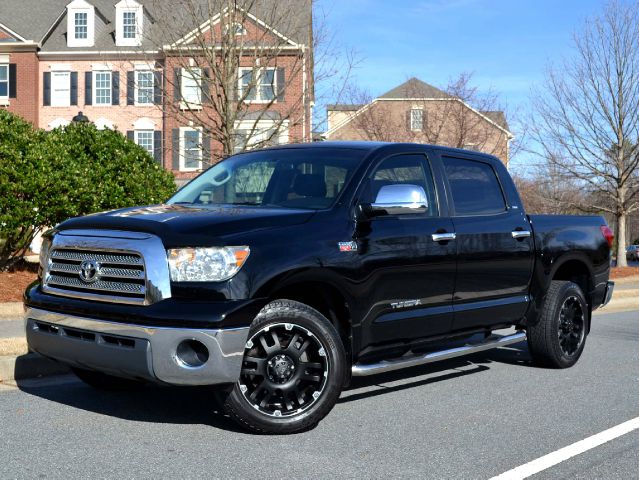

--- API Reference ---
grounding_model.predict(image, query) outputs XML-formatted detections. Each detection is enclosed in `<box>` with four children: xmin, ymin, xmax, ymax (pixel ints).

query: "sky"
<box><xmin>315</xmin><ymin>0</ymin><xmax>608</xmax><ymax>171</ymax></box>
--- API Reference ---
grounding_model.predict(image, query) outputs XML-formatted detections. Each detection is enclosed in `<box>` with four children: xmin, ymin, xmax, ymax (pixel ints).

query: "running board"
<box><xmin>351</xmin><ymin>331</ymin><xmax>527</xmax><ymax>377</ymax></box>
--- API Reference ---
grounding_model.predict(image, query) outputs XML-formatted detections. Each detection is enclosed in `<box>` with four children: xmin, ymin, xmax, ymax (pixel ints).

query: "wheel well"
<box><xmin>552</xmin><ymin>260</ymin><xmax>591</xmax><ymax>306</ymax></box>
<box><xmin>269</xmin><ymin>282</ymin><xmax>352</xmax><ymax>355</ymax></box>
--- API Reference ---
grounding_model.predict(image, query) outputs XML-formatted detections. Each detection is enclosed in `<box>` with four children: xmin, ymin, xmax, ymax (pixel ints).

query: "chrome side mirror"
<box><xmin>365</xmin><ymin>184</ymin><xmax>429</xmax><ymax>216</ymax></box>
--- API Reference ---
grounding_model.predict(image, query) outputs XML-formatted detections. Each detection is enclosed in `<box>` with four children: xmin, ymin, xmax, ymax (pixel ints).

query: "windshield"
<box><xmin>168</xmin><ymin>148</ymin><xmax>366</xmax><ymax>210</ymax></box>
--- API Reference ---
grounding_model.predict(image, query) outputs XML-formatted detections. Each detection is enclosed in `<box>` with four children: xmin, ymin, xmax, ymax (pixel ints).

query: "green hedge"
<box><xmin>0</xmin><ymin>111</ymin><xmax>176</xmax><ymax>269</ymax></box>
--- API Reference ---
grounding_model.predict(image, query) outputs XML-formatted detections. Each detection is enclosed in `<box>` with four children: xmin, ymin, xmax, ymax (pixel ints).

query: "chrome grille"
<box><xmin>44</xmin><ymin>247</ymin><xmax>147</xmax><ymax>304</ymax></box>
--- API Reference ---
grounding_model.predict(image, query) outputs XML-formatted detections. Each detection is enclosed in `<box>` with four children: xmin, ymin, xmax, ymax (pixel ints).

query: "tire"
<box><xmin>220</xmin><ymin>299</ymin><xmax>347</xmax><ymax>434</ymax></box>
<box><xmin>71</xmin><ymin>367</ymin><xmax>145</xmax><ymax>390</ymax></box>
<box><xmin>527</xmin><ymin>281</ymin><xmax>589</xmax><ymax>368</ymax></box>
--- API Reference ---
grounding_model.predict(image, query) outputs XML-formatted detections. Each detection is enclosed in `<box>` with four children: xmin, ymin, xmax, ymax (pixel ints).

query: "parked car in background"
<box><xmin>626</xmin><ymin>245</ymin><xmax>639</xmax><ymax>261</ymax></box>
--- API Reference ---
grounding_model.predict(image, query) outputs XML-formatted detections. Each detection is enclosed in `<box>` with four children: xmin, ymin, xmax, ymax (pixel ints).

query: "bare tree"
<box><xmin>531</xmin><ymin>1</ymin><xmax>639</xmax><ymax>266</ymax></box>
<box><xmin>142</xmin><ymin>0</ymin><xmax>312</xmax><ymax>164</ymax></box>
<box><xmin>338</xmin><ymin>73</ymin><xmax>512</xmax><ymax>161</ymax></box>
<box><xmin>512</xmin><ymin>161</ymin><xmax>586</xmax><ymax>215</ymax></box>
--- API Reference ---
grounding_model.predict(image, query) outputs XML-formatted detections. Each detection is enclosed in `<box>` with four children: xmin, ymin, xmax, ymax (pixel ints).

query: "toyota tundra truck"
<box><xmin>24</xmin><ymin>142</ymin><xmax>614</xmax><ymax>434</ymax></box>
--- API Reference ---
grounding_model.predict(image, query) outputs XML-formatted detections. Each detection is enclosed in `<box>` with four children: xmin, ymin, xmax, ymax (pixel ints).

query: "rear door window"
<box><xmin>443</xmin><ymin>157</ymin><xmax>506</xmax><ymax>216</ymax></box>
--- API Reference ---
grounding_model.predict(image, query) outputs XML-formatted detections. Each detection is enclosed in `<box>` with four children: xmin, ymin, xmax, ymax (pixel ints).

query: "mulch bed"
<box><xmin>610</xmin><ymin>267</ymin><xmax>639</xmax><ymax>280</ymax></box>
<box><xmin>0</xmin><ymin>268</ymin><xmax>37</xmax><ymax>303</ymax></box>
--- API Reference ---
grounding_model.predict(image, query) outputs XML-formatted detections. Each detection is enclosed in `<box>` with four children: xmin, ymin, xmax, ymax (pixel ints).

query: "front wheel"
<box><xmin>220</xmin><ymin>300</ymin><xmax>347</xmax><ymax>434</ymax></box>
<box><xmin>527</xmin><ymin>281</ymin><xmax>589</xmax><ymax>368</ymax></box>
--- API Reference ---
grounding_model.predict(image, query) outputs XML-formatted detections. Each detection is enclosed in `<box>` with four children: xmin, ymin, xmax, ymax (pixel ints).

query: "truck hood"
<box><xmin>56</xmin><ymin>204</ymin><xmax>316</xmax><ymax>246</ymax></box>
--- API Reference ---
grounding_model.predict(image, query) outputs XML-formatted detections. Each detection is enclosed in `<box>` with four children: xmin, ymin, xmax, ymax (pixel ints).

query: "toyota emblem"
<box><xmin>79</xmin><ymin>259</ymin><xmax>100</xmax><ymax>284</ymax></box>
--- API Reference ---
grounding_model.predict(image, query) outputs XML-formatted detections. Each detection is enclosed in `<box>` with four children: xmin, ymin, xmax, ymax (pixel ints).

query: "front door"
<box><xmin>441</xmin><ymin>155</ymin><xmax>534</xmax><ymax>331</ymax></box>
<box><xmin>355</xmin><ymin>153</ymin><xmax>457</xmax><ymax>352</ymax></box>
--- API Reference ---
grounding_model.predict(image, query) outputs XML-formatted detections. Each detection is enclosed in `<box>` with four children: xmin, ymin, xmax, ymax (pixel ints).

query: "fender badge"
<box><xmin>338</xmin><ymin>241</ymin><xmax>358</xmax><ymax>252</ymax></box>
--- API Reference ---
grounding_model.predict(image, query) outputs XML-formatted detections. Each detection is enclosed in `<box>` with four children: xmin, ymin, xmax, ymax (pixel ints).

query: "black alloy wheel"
<box><xmin>239</xmin><ymin>322</ymin><xmax>329</xmax><ymax>417</ymax></box>
<box><xmin>557</xmin><ymin>295</ymin><xmax>586</xmax><ymax>356</ymax></box>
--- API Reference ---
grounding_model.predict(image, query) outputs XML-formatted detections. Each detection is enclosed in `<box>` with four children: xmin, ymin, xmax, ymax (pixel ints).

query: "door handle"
<box><xmin>511</xmin><ymin>230</ymin><xmax>531</xmax><ymax>239</ymax></box>
<box><xmin>432</xmin><ymin>232</ymin><xmax>457</xmax><ymax>242</ymax></box>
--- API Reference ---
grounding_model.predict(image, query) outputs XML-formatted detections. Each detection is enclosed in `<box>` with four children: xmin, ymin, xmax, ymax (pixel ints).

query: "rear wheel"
<box><xmin>220</xmin><ymin>299</ymin><xmax>347</xmax><ymax>434</ymax></box>
<box><xmin>527</xmin><ymin>281</ymin><xmax>588</xmax><ymax>368</ymax></box>
<box><xmin>71</xmin><ymin>367</ymin><xmax>144</xmax><ymax>390</ymax></box>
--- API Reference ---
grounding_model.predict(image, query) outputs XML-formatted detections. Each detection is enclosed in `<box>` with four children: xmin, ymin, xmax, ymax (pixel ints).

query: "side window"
<box><xmin>443</xmin><ymin>156</ymin><xmax>506</xmax><ymax>216</ymax></box>
<box><xmin>366</xmin><ymin>154</ymin><xmax>438</xmax><ymax>216</ymax></box>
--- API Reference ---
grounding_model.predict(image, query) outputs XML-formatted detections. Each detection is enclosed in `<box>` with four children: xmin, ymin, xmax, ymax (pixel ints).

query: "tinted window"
<box><xmin>444</xmin><ymin>157</ymin><xmax>506</xmax><ymax>216</ymax></box>
<box><xmin>168</xmin><ymin>148</ymin><xmax>366</xmax><ymax>210</ymax></box>
<box><xmin>365</xmin><ymin>154</ymin><xmax>438</xmax><ymax>216</ymax></box>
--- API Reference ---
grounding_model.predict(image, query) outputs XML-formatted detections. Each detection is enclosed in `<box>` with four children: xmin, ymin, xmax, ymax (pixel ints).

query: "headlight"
<box><xmin>39</xmin><ymin>235</ymin><xmax>52</xmax><ymax>270</ymax></box>
<box><xmin>167</xmin><ymin>246</ymin><xmax>250</xmax><ymax>282</ymax></box>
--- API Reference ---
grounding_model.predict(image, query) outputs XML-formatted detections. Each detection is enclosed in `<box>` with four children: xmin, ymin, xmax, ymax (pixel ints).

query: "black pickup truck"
<box><xmin>25</xmin><ymin>142</ymin><xmax>614</xmax><ymax>434</ymax></box>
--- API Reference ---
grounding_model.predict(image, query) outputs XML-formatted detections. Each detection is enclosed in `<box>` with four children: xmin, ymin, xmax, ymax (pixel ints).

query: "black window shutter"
<box><xmin>406</xmin><ymin>110</ymin><xmax>412</xmax><ymax>131</ymax></box>
<box><xmin>154</xmin><ymin>71</ymin><xmax>163</xmax><ymax>105</ymax></box>
<box><xmin>154</xmin><ymin>130</ymin><xmax>162</xmax><ymax>164</ymax></box>
<box><xmin>421</xmin><ymin>109</ymin><xmax>427</xmax><ymax>131</ymax></box>
<box><xmin>276</xmin><ymin>67</ymin><xmax>285</xmax><ymax>102</ymax></box>
<box><xmin>174</xmin><ymin>68</ymin><xmax>181</xmax><ymax>101</ymax></box>
<box><xmin>43</xmin><ymin>72</ymin><xmax>51</xmax><ymax>106</ymax></box>
<box><xmin>70</xmin><ymin>72</ymin><xmax>78</xmax><ymax>106</ymax></box>
<box><xmin>9</xmin><ymin>64</ymin><xmax>17</xmax><ymax>98</ymax></box>
<box><xmin>126</xmin><ymin>71</ymin><xmax>135</xmax><ymax>105</ymax></box>
<box><xmin>126</xmin><ymin>130</ymin><xmax>134</xmax><ymax>141</ymax></box>
<box><xmin>85</xmin><ymin>72</ymin><xmax>92</xmax><ymax>105</ymax></box>
<box><xmin>202</xmin><ymin>68</ymin><xmax>211</xmax><ymax>104</ymax></box>
<box><xmin>172</xmin><ymin>128</ymin><xmax>180</xmax><ymax>170</ymax></box>
<box><xmin>112</xmin><ymin>71</ymin><xmax>120</xmax><ymax>105</ymax></box>
<box><xmin>202</xmin><ymin>130</ymin><xmax>211</xmax><ymax>167</ymax></box>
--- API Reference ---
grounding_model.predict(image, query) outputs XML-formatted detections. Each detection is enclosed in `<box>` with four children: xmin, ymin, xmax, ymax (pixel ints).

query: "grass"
<box><xmin>0</xmin><ymin>337</ymin><xmax>28</xmax><ymax>357</ymax></box>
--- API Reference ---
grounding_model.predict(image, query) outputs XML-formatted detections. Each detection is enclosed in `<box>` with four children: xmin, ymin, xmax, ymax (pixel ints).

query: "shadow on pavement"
<box><xmin>341</xmin><ymin>340</ymin><xmax>532</xmax><ymax>403</ymax></box>
<box><xmin>16</xmin><ymin>377</ymin><xmax>246</xmax><ymax>433</ymax></box>
<box><xmin>15</xmin><ymin>341</ymin><xmax>531</xmax><ymax>432</ymax></box>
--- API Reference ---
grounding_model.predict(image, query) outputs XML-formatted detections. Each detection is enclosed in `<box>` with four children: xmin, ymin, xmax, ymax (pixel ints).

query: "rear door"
<box><xmin>441</xmin><ymin>155</ymin><xmax>533</xmax><ymax>331</ymax></box>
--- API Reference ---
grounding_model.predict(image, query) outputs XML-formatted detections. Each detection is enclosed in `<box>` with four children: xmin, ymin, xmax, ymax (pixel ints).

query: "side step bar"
<box><xmin>351</xmin><ymin>331</ymin><xmax>527</xmax><ymax>377</ymax></box>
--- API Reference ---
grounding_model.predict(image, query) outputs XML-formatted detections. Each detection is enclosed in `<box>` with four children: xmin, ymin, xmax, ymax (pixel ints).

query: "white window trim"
<box><xmin>135</xmin><ymin>70</ymin><xmax>154</xmax><ymax>105</ymax></box>
<box><xmin>93</xmin><ymin>70</ymin><xmax>112</xmax><ymax>106</ymax></box>
<box><xmin>0</xmin><ymin>64</ymin><xmax>9</xmax><ymax>104</ymax></box>
<box><xmin>95</xmin><ymin>118</ymin><xmax>114</xmax><ymax>130</ymax></box>
<box><xmin>238</xmin><ymin>67</ymin><xmax>277</xmax><ymax>104</ymax></box>
<box><xmin>233</xmin><ymin>119</ymin><xmax>288</xmax><ymax>153</ymax></box>
<box><xmin>50</xmin><ymin>71</ymin><xmax>71</xmax><ymax>107</ymax></box>
<box><xmin>410</xmin><ymin>108</ymin><xmax>424</xmax><ymax>131</ymax></box>
<box><xmin>180</xmin><ymin>67</ymin><xmax>202</xmax><ymax>110</ymax></box>
<box><xmin>115</xmin><ymin>0</ymin><xmax>143</xmax><ymax>47</ymax></box>
<box><xmin>179</xmin><ymin>127</ymin><xmax>203</xmax><ymax>172</ymax></box>
<box><xmin>135</xmin><ymin>130</ymin><xmax>154</xmax><ymax>156</ymax></box>
<box><xmin>66</xmin><ymin>0</ymin><xmax>95</xmax><ymax>48</ymax></box>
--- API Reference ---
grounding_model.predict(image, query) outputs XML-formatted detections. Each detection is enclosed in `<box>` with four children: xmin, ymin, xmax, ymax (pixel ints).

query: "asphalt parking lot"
<box><xmin>0</xmin><ymin>309</ymin><xmax>637</xmax><ymax>479</ymax></box>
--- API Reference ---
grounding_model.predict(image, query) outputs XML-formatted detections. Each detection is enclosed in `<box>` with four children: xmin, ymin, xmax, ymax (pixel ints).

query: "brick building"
<box><xmin>0</xmin><ymin>0</ymin><xmax>312</xmax><ymax>182</ymax></box>
<box><xmin>325</xmin><ymin>78</ymin><xmax>512</xmax><ymax>165</ymax></box>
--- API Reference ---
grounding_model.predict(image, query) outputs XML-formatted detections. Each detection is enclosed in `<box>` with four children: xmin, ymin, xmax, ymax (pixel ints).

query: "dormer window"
<box><xmin>74</xmin><ymin>13</ymin><xmax>88</xmax><ymax>39</ymax></box>
<box><xmin>116</xmin><ymin>0</ymin><xmax>143</xmax><ymax>47</ymax></box>
<box><xmin>66</xmin><ymin>0</ymin><xmax>95</xmax><ymax>48</ymax></box>
<box><xmin>123</xmin><ymin>11</ymin><xmax>137</xmax><ymax>39</ymax></box>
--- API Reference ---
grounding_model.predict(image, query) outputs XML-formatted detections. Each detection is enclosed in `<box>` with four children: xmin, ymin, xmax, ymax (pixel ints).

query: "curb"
<box><xmin>0</xmin><ymin>303</ymin><xmax>23</xmax><ymax>320</ymax></box>
<box><xmin>0</xmin><ymin>353</ymin><xmax>69</xmax><ymax>383</ymax></box>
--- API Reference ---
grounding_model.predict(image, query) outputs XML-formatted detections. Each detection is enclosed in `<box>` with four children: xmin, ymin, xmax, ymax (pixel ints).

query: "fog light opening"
<box><xmin>176</xmin><ymin>340</ymin><xmax>209</xmax><ymax>368</ymax></box>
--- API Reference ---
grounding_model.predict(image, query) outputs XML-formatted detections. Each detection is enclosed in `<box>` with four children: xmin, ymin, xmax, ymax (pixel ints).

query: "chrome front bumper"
<box><xmin>25</xmin><ymin>308</ymin><xmax>249</xmax><ymax>386</ymax></box>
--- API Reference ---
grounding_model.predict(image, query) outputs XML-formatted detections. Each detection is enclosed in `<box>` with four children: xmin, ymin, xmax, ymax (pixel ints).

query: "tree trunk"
<box><xmin>616</xmin><ymin>212</ymin><xmax>628</xmax><ymax>267</ymax></box>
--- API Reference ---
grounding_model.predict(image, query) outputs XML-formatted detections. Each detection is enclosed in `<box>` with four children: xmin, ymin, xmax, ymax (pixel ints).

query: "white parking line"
<box><xmin>490</xmin><ymin>416</ymin><xmax>639</xmax><ymax>480</ymax></box>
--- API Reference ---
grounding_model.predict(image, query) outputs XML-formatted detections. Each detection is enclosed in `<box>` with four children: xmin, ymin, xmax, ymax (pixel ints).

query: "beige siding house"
<box><xmin>325</xmin><ymin>78</ymin><xmax>512</xmax><ymax>165</ymax></box>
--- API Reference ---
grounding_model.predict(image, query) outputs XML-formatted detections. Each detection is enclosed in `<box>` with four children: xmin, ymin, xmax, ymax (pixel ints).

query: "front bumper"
<box><xmin>601</xmin><ymin>280</ymin><xmax>615</xmax><ymax>307</ymax></box>
<box><xmin>25</xmin><ymin>308</ymin><xmax>249</xmax><ymax>386</ymax></box>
